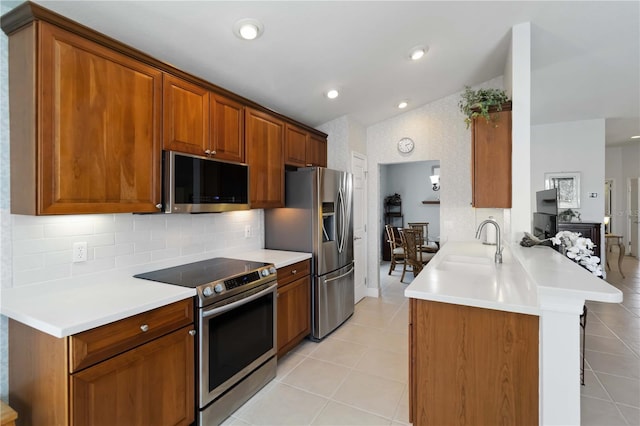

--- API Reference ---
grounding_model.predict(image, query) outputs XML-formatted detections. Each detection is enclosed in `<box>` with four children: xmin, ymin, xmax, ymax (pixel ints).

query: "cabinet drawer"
<box><xmin>277</xmin><ymin>260</ymin><xmax>311</xmax><ymax>287</ymax></box>
<box><xmin>69</xmin><ymin>298</ymin><xmax>194</xmax><ymax>373</ymax></box>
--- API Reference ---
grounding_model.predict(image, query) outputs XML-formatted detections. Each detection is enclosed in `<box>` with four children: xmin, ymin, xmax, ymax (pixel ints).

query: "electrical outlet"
<box><xmin>244</xmin><ymin>225</ymin><xmax>251</xmax><ymax>238</ymax></box>
<box><xmin>72</xmin><ymin>242</ymin><xmax>87</xmax><ymax>262</ymax></box>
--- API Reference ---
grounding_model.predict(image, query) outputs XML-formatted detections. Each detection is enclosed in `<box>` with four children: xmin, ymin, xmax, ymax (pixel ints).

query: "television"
<box><xmin>533</xmin><ymin>212</ymin><xmax>557</xmax><ymax>240</ymax></box>
<box><xmin>536</xmin><ymin>188</ymin><xmax>558</xmax><ymax>215</ymax></box>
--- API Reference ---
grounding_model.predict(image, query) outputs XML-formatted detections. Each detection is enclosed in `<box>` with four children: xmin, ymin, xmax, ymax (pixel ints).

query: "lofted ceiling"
<box><xmin>14</xmin><ymin>1</ymin><xmax>640</xmax><ymax>145</ymax></box>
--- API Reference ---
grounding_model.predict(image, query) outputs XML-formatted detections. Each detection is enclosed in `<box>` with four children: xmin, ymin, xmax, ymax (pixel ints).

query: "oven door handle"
<box><xmin>201</xmin><ymin>283</ymin><xmax>276</xmax><ymax>318</ymax></box>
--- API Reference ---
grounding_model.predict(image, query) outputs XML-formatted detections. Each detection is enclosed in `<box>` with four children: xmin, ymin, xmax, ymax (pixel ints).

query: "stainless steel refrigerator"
<box><xmin>265</xmin><ymin>167</ymin><xmax>354</xmax><ymax>340</ymax></box>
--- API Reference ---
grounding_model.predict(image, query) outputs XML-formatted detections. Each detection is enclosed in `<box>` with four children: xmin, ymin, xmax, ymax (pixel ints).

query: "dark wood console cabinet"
<box><xmin>558</xmin><ymin>222</ymin><xmax>602</xmax><ymax>252</ymax></box>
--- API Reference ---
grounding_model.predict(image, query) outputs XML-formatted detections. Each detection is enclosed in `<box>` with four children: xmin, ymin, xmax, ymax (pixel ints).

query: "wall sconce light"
<box><xmin>604</xmin><ymin>215</ymin><xmax>611</xmax><ymax>233</ymax></box>
<box><xmin>430</xmin><ymin>175</ymin><xmax>440</xmax><ymax>191</ymax></box>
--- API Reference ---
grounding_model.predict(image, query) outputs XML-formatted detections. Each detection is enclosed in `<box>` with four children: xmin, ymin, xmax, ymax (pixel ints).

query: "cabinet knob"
<box><xmin>155</xmin><ymin>203</ymin><xmax>163</xmax><ymax>209</ymax></box>
<box><xmin>291</xmin><ymin>269</ymin><xmax>297</xmax><ymax>274</ymax></box>
<box><xmin>140</xmin><ymin>324</ymin><xmax>149</xmax><ymax>332</ymax></box>
<box><xmin>189</xmin><ymin>329</ymin><xmax>196</xmax><ymax>336</ymax></box>
<box><xmin>204</xmin><ymin>149</ymin><xmax>211</xmax><ymax>155</ymax></box>
<box><xmin>211</xmin><ymin>150</ymin><xmax>216</xmax><ymax>155</ymax></box>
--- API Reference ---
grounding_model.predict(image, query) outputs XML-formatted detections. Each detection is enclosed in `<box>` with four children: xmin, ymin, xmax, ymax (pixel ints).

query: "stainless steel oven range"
<box><xmin>135</xmin><ymin>257</ymin><xmax>277</xmax><ymax>425</ymax></box>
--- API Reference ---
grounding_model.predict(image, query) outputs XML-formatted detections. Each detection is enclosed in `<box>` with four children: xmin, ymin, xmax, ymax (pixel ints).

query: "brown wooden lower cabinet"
<box><xmin>409</xmin><ymin>298</ymin><xmax>539</xmax><ymax>426</ymax></box>
<box><xmin>277</xmin><ymin>260</ymin><xmax>311</xmax><ymax>357</ymax></box>
<box><xmin>71</xmin><ymin>326</ymin><xmax>194</xmax><ymax>426</ymax></box>
<box><xmin>9</xmin><ymin>300</ymin><xmax>195</xmax><ymax>426</ymax></box>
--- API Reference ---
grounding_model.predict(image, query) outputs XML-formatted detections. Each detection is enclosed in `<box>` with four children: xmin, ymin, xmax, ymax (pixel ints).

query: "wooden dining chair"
<box><xmin>408</xmin><ymin>222</ymin><xmax>439</xmax><ymax>253</ymax></box>
<box><xmin>399</xmin><ymin>228</ymin><xmax>436</xmax><ymax>283</ymax></box>
<box><xmin>385</xmin><ymin>224</ymin><xmax>404</xmax><ymax>275</ymax></box>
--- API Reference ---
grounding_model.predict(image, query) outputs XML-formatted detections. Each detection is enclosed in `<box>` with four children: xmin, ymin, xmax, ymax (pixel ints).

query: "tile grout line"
<box><xmin>589</xmin><ymin>311</ymin><xmax>640</xmax><ymax>360</ymax></box>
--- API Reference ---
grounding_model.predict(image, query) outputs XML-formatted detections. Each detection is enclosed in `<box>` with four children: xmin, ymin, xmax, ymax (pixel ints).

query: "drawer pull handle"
<box><xmin>140</xmin><ymin>324</ymin><xmax>149</xmax><ymax>332</ymax></box>
<box><xmin>291</xmin><ymin>269</ymin><xmax>297</xmax><ymax>274</ymax></box>
<box><xmin>189</xmin><ymin>329</ymin><xmax>196</xmax><ymax>336</ymax></box>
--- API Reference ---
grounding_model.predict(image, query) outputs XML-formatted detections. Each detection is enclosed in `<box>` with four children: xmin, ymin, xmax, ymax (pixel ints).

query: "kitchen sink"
<box><xmin>436</xmin><ymin>254</ymin><xmax>494</xmax><ymax>274</ymax></box>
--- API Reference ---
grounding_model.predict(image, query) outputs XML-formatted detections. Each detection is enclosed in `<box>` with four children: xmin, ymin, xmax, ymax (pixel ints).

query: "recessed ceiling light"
<box><xmin>326</xmin><ymin>89</ymin><xmax>339</xmax><ymax>99</ymax></box>
<box><xmin>631</xmin><ymin>135</ymin><xmax>640</xmax><ymax>139</ymax></box>
<box><xmin>398</xmin><ymin>101</ymin><xmax>408</xmax><ymax>109</ymax></box>
<box><xmin>233</xmin><ymin>18</ymin><xmax>264</xmax><ymax>40</ymax></box>
<box><xmin>409</xmin><ymin>46</ymin><xmax>428</xmax><ymax>61</ymax></box>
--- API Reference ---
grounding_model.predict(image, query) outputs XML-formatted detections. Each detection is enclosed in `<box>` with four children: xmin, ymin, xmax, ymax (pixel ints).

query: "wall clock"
<box><xmin>397</xmin><ymin>137</ymin><xmax>415</xmax><ymax>153</ymax></box>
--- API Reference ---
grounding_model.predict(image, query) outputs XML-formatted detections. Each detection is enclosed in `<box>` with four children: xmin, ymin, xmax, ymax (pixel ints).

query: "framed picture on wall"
<box><xmin>544</xmin><ymin>172</ymin><xmax>581</xmax><ymax>209</ymax></box>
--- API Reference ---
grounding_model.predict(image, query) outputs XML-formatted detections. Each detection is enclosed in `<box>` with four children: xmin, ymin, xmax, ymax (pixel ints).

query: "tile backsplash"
<box><xmin>11</xmin><ymin>210</ymin><xmax>264</xmax><ymax>287</ymax></box>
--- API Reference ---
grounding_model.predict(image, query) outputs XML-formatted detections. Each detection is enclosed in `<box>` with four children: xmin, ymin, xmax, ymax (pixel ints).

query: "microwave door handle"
<box><xmin>201</xmin><ymin>284</ymin><xmax>275</xmax><ymax>318</ymax></box>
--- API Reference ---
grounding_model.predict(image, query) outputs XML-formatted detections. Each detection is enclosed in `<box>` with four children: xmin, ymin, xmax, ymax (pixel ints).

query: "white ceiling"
<box><xmin>23</xmin><ymin>1</ymin><xmax>640</xmax><ymax>145</ymax></box>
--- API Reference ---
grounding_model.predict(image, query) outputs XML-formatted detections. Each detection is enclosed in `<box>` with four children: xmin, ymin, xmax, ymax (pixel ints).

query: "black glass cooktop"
<box><xmin>134</xmin><ymin>257</ymin><xmax>270</xmax><ymax>288</ymax></box>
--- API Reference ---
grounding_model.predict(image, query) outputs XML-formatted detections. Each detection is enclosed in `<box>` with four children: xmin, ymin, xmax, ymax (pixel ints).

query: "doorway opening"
<box><xmin>379</xmin><ymin>160</ymin><xmax>441</xmax><ymax>286</ymax></box>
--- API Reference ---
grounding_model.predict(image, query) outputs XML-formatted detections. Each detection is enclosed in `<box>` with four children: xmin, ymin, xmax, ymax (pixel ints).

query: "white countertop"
<box><xmin>239</xmin><ymin>249</ymin><xmax>311</xmax><ymax>268</ymax></box>
<box><xmin>405</xmin><ymin>241</ymin><xmax>622</xmax><ymax>315</ymax></box>
<box><xmin>1</xmin><ymin>249</ymin><xmax>311</xmax><ymax>338</ymax></box>
<box><xmin>510</xmin><ymin>244</ymin><xmax>622</xmax><ymax>304</ymax></box>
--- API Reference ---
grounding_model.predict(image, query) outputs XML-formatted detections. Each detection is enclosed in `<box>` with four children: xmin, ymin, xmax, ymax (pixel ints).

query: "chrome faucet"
<box><xmin>475</xmin><ymin>219</ymin><xmax>503</xmax><ymax>263</ymax></box>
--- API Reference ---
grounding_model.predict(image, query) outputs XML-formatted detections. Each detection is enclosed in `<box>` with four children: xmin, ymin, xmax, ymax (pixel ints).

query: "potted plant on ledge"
<box><xmin>458</xmin><ymin>86</ymin><xmax>511</xmax><ymax>128</ymax></box>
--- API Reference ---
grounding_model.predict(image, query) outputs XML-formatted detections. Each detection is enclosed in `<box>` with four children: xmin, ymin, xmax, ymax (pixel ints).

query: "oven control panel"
<box><xmin>198</xmin><ymin>265</ymin><xmax>276</xmax><ymax>304</ymax></box>
<box><xmin>225</xmin><ymin>271</ymin><xmax>261</xmax><ymax>290</ymax></box>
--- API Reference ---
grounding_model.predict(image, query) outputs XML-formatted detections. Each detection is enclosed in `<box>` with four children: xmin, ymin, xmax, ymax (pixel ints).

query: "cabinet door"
<box><xmin>284</xmin><ymin>124</ymin><xmax>308</xmax><ymax>167</ymax></box>
<box><xmin>306</xmin><ymin>134</ymin><xmax>328</xmax><ymax>167</ymax></box>
<box><xmin>71</xmin><ymin>326</ymin><xmax>195</xmax><ymax>426</ymax></box>
<box><xmin>210</xmin><ymin>93</ymin><xmax>245</xmax><ymax>163</ymax></box>
<box><xmin>245</xmin><ymin>108</ymin><xmax>284</xmax><ymax>208</ymax></box>
<box><xmin>38</xmin><ymin>22</ymin><xmax>162</xmax><ymax>214</ymax></box>
<box><xmin>410</xmin><ymin>299</ymin><xmax>538</xmax><ymax>426</ymax></box>
<box><xmin>163</xmin><ymin>74</ymin><xmax>210</xmax><ymax>156</ymax></box>
<box><xmin>277</xmin><ymin>275</ymin><xmax>311</xmax><ymax>357</ymax></box>
<box><xmin>472</xmin><ymin>110</ymin><xmax>512</xmax><ymax>208</ymax></box>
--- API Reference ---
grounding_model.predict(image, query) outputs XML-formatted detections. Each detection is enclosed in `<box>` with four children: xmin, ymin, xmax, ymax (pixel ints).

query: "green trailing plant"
<box><xmin>458</xmin><ymin>86</ymin><xmax>510</xmax><ymax>128</ymax></box>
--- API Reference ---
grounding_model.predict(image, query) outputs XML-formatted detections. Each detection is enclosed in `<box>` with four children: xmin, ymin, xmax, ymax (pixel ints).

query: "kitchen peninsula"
<box><xmin>405</xmin><ymin>241</ymin><xmax>622</xmax><ymax>426</ymax></box>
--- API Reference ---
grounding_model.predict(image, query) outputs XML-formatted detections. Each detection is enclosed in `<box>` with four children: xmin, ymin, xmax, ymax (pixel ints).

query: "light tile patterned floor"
<box><xmin>581</xmin><ymin>254</ymin><xmax>640</xmax><ymax>426</ymax></box>
<box><xmin>222</xmin><ymin>255</ymin><xmax>640</xmax><ymax>425</ymax></box>
<box><xmin>222</xmin><ymin>265</ymin><xmax>411</xmax><ymax>426</ymax></box>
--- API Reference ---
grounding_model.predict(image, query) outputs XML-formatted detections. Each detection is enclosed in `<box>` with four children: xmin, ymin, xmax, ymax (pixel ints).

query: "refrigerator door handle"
<box><xmin>324</xmin><ymin>266</ymin><xmax>355</xmax><ymax>283</ymax></box>
<box><xmin>337</xmin><ymin>187</ymin><xmax>346</xmax><ymax>253</ymax></box>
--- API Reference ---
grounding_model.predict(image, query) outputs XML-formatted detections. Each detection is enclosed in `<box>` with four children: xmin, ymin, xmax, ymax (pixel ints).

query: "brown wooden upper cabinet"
<box><xmin>163</xmin><ymin>74</ymin><xmax>245</xmax><ymax>163</ymax></box>
<box><xmin>307</xmin><ymin>133</ymin><xmax>328</xmax><ymax>168</ymax></box>
<box><xmin>3</xmin><ymin>3</ymin><xmax>326</xmax><ymax>215</ymax></box>
<box><xmin>245</xmin><ymin>108</ymin><xmax>285</xmax><ymax>209</ymax></box>
<box><xmin>284</xmin><ymin>124</ymin><xmax>308</xmax><ymax>167</ymax></box>
<box><xmin>8</xmin><ymin>21</ymin><xmax>163</xmax><ymax>215</ymax></box>
<box><xmin>471</xmin><ymin>107</ymin><xmax>512</xmax><ymax>208</ymax></box>
<box><xmin>284</xmin><ymin>124</ymin><xmax>328</xmax><ymax>168</ymax></box>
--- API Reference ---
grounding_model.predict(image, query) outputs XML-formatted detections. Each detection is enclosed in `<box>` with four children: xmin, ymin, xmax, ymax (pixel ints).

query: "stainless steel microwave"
<box><xmin>163</xmin><ymin>151</ymin><xmax>250</xmax><ymax>213</ymax></box>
